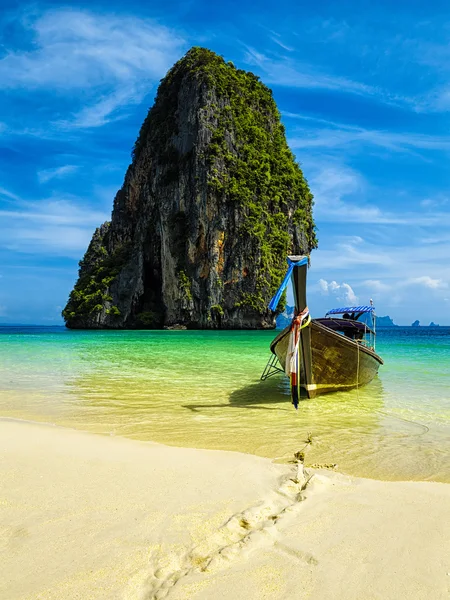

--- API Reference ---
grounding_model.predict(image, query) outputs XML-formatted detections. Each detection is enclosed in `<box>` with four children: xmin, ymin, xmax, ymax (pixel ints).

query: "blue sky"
<box><xmin>1</xmin><ymin>0</ymin><xmax>450</xmax><ymax>325</ymax></box>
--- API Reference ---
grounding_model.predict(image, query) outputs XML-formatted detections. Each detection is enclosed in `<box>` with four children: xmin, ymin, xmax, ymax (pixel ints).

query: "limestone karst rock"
<box><xmin>63</xmin><ymin>48</ymin><xmax>316</xmax><ymax>329</ymax></box>
<box><xmin>376</xmin><ymin>315</ymin><xmax>397</xmax><ymax>327</ymax></box>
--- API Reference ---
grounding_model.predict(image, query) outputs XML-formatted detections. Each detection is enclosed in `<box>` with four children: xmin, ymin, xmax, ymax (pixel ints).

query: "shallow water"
<box><xmin>1</xmin><ymin>326</ymin><xmax>449</xmax><ymax>482</ymax></box>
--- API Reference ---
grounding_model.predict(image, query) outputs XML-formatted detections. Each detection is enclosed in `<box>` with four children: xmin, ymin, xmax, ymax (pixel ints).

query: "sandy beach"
<box><xmin>1</xmin><ymin>419</ymin><xmax>449</xmax><ymax>600</ymax></box>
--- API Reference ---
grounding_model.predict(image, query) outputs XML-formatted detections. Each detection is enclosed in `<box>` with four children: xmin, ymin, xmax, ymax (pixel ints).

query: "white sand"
<box><xmin>1</xmin><ymin>419</ymin><xmax>449</xmax><ymax>600</ymax></box>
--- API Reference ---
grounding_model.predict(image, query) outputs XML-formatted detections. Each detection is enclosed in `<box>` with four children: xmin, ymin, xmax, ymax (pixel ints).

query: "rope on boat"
<box><xmin>356</xmin><ymin>340</ymin><xmax>360</xmax><ymax>391</ymax></box>
<box><xmin>286</xmin><ymin>308</ymin><xmax>310</xmax><ymax>409</ymax></box>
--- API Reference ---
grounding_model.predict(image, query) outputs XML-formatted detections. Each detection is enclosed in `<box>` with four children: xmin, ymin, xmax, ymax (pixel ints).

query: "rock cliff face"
<box><xmin>63</xmin><ymin>48</ymin><xmax>316</xmax><ymax>329</ymax></box>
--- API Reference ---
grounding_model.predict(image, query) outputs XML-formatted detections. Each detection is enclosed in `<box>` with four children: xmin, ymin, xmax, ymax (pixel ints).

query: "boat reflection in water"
<box><xmin>263</xmin><ymin>256</ymin><xmax>383</xmax><ymax>407</ymax></box>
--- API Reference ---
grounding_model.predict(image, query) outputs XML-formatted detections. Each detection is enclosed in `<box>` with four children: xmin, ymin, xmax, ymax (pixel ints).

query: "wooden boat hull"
<box><xmin>271</xmin><ymin>320</ymin><xmax>383</xmax><ymax>397</ymax></box>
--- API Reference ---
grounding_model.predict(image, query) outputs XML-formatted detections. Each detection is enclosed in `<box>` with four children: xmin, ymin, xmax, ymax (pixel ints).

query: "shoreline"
<box><xmin>1</xmin><ymin>418</ymin><xmax>449</xmax><ymax>599</ymax></box>
<box><xmin>3</xmin><ymin>408</ymin><xmax>450</xmax><ymax>485</ymax></box>
<box><xmin>2</xmin><ymin>326</ymin><xmax>449</xmax><ymax>485</ymax></box>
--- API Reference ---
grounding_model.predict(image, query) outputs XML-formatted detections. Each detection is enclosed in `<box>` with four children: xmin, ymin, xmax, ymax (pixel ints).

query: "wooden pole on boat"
<box><xmin>290</xmin><ymin>256</ymin><xmax>316</xmax><ymax>400</ymax></box>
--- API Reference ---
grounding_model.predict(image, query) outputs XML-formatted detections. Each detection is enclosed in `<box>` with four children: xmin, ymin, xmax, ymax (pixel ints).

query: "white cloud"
<box><xmin>302</xmin><ymin>159</ymin><xmax>450</xmax><ymax>227</ymax></box>
<box><xmin>309</xmin><ymin>239</ymin><xmax>450</xmax><ymax>323</ymax></box>
<box><xmin>318</xmin><ymin>279</ymin><xmax>329</xmax><ymax>293</ymax></box>
<box><xmin>342</xmin><ymin>283</ymin><xmax>358</xmax><ymax>304</ymax></box>
<box><xmin>0</xmin><ymin>196</ymin><xmax>109</xmax><ymax>257</ymax></box>
<box><xmin>287</xmin><ymin>113</ymin><xmax>450</xmax><ymax>155</ymax></box>
<box><xmin>244</xmin><ymin>47</ymin><xmax>376</xmax><ymax>96</ymax></box>
<box><xmin>38</xmin><ymin>165</ymin><xmax>79</xmax><ymax>183</ymax></box>
<box><xmin>256</xmin><ymin>16</ymin><xmax>450</xmax><ymax>115</ymax></box>
<box><xmin>408</xmin><ymin>276</ymin><xmax>448</xmax><ymax>289</ymax></box>
<box><xmin>66</xmin><ymin>88</ymin><xmax>141</xmax><ymax>129</ymax></box>
<box><xmin>318</xmin><ymin>279</ymin><xmax>358</xmax><ymax>304</ymax></box>
<box><xmin>420</xmin><ymin>196</ymin><xmax>448</xmax><ymax>209</ymax></box>
<box><xmin>362</xmin><ymin>279</ymin><xmax>391</xmax><ymax>293</ymax></box>
<box><xmin>0</xmin><ymin>9</ymin><xmax>186</xmax><ymax>127</ymax></box>
<box><xmin>311</xmin><ymin>232</ymin><xmax>450</xmax><ymax>319</ymax></box>
<box><xmin>0</xmin><ymin>199</ymin><xmax>107</xmax><ymax>226</ymax></box>
<box><xmin>2</xmin><ymin>10</ymin><xmax>184</xmax><ymax>89</ymax></box>
<box><xmin>243</xmin><ymin>47</ymin><xmax>434</xmax><ymax>112</ymax></box>
<box><xmin>307</xmin><ymin>164</ymin><xmax>402</xmax><ymax>224</ymax></box>
<box><xmin>269</xmin><ymin>35</ymin><xmax>295</xmax><ymax>52</ymax></box>
<box><xmin>0</xmin><ymin>187</ymin><xmax>22</xmax><ymax>202</ymax></box>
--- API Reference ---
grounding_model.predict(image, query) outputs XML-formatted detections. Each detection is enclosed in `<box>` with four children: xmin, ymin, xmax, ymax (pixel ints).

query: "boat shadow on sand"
<box><xmin>184</xmin><ymin>376</ymin><xmax>310</xmax><ymax>412</ymax></box>
<box><xmin>183</xmin><ymin>375</ymin><xmax>385</xmax><ymax>413</ymax></box>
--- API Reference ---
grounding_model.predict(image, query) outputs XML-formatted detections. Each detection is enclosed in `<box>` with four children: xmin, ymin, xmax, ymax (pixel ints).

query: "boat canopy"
<box><xmin>325</xmin><ymin>305</ymin><xmax>374</xmax><ymax>316</ymax></box>
<box><xmin>315</xmin><ymin>318</ymin><xmax>375</xmax><ymax>335</ymax></box>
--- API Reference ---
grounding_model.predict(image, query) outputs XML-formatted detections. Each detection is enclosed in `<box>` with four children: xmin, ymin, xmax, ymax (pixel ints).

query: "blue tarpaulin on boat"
<box><xmin>268</xmin><ymin>256</ymin><xmax>309</xmax><ymax>312</ymax></box>
<box><xmin>325</xmin><ymin>306</ymin><xmax>374</xmax><ymax>315</ymax></box>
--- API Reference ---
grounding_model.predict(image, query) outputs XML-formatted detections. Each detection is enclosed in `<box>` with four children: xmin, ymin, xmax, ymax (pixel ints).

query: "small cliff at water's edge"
<box><xmin>63</xmin><ymin>48</ymin><xmax>316</xmax><ymax>329</ymax></box>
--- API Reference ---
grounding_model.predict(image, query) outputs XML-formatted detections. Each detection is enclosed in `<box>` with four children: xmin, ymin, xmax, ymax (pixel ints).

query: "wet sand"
<box><xmin>1</xmin><ymin>419</ymin><xmax>449</xmax><ymax>599</ymax></box>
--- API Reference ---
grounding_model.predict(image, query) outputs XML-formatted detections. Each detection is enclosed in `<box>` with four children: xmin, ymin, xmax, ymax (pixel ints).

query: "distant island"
<box><xmin>278</xmin><ymin>312</ymin><xmax>404</xmax><ymax>328</ymax></box>
<box><xmin>376</xmin><ymin>315</ymin><xmax>397</xmax><ymax>327</ymax></box>
<box><xmin>276</xmin><ymin>313</ymin><xmax>443</xmax><ymax>329</ymax></box>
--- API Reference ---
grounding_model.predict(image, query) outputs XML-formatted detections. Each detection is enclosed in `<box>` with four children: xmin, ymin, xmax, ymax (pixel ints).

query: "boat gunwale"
<box><xmin>271</xmin><ymin>319</ymin><xmax>384</xmax><ymax>365</ymax></box>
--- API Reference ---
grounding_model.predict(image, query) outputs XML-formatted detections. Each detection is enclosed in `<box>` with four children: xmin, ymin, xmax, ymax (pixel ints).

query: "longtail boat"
<box><xmin>261</xmin><ymin>256</ymin><xmax>383</xmax><ymax>407</ymax></box>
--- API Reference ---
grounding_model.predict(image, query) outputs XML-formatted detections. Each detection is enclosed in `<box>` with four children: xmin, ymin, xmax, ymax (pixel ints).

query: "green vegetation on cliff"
<box><xmin>62</xmin><ymin>224</ymin><xmax>129</xmax><ymax>324</ymax></box>
<box><xmin>63</xmin><ymin>47</ymin><xmax>316</xmax><ymax>329</ymax></box>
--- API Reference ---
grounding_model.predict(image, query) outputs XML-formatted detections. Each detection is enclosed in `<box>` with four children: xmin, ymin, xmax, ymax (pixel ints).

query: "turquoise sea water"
<box><xmin>0</xmin><ymin>326</ymin><xmax>449</xmax><ymax>482</ymax></box>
